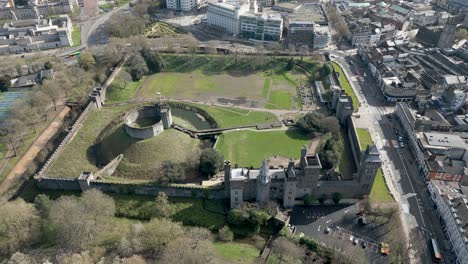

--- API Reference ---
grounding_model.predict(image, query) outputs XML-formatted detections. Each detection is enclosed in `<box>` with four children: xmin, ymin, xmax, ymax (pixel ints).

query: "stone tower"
<box><xmin>300</xmin><ymin>146</ymin><xmax>321</xmax><ymax>188</ymax></box>
<box><xmin>256</xmin><ymin>159</ymin><xmax>270</xmax><ymax>204</ymax></box>
<box><xmin>357</xmin><ymin>145</ymin><xmax>382</xmax><ymax>196</ymax></box>
<box><xmin>160</xmin><ymin>105</ymin><xmax>172</xmax><ymax>129</ymax></box>
<box><xmin>224</xmin><ymin>160</ymin><xmax>231</xmax><ymax>196</ymax></box>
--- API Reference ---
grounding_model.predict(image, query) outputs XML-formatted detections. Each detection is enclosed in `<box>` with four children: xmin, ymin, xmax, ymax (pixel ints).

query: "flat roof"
<box><xmin>424</xmin><ymin>132</ymin><xmax>466</xmax><ymax>148</ymax></box>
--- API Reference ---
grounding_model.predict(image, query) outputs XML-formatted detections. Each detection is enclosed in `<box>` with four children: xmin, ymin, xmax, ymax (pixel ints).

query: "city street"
<box><xmin>329</xmin><ymin>52</ymin><xmax>455</xmax><ymax>263</ymax></box>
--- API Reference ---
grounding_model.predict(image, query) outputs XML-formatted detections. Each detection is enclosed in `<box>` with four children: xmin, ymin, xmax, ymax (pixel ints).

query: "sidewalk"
<box><xmin>0</xmin><ymin>106</ymin><xmax>70</xmax><ymax>196</ymax></box>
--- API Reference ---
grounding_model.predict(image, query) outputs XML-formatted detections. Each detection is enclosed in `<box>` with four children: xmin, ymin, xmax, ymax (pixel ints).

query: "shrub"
<box><xmin>218</xmin><ymin>226</ymin><xmax>234</xmax><ymax>242</ymax></box>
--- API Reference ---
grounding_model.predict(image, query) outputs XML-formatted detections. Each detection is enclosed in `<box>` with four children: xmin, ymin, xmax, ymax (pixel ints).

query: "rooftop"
<box><xmin>424</xmin><ymin>132</ymin><xmax>466</xmax><ymax>149</ymax></box>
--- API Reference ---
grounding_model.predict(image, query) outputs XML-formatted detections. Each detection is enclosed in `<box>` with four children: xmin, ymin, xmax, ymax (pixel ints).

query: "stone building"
<box><xmin>225</xmin><ymin>142</ymin><xmax>382</xmax><ymax>208</ymax></box>
<box><xmin>166</xmin><ymin>0</ymin><xmax>203</xmax><ymax>11</ymax></box>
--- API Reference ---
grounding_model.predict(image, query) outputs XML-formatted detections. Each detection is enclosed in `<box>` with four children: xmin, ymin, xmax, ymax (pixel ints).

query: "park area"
<box><xmin>215</xmin><ymin>129</ymin><xmax>311</xmax><ymax>168</ymax></box>
<box><xmin>46</xmin><ymin>101</ymin><xmax>280</xmax><ymax>181</ymax></box>
<box><xmin>135</xmin><ymin>55</ymin><xmax>312</xmax><ymax>110</ymax></box>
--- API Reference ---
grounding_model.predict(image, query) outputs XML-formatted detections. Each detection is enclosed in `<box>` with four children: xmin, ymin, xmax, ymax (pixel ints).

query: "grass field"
<box><xmin>356</xmin><ymin>128</ymin><xmax>373</xmax><ymax>152</ymax></box>
<box><xmin>106</xmin><ymin>76</ymin><xmax>142</xmax><ymax>103</ymax></box>
<box><xmin>332</xmin><ymin>62</ymin><xmax>359</xmax><ymax>110</ymax></box>
<box><xmin>71</xmin><ymin>25</ymin><xmax>81</xmax><ymax>47</ymax></box>
<box><xmin>370</xmin><ymin>169</ymin><xmax>394</xmax><ymax>204</ymax></box>
<box><xmin>215</xmin><ymin>129</ymin><xmax>311</xmax><ymax>167</ymax></box>
<box><xmin>189</xmin><ymin>103</ymin><xmax>278</xmax><ymax>128</ymax></box>
<box><xmin>136</xmin><ymin>55</ymin><xmax>304</xmax><ymax>109</ymax></box>
<box><xmin>214</xmin><ymin>242</ymin><xmax>259</xmax><ymax>264</ymax></box>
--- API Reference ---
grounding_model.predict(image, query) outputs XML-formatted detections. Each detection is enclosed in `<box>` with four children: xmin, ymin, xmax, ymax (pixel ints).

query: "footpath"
<box><xmin>0</xmin><ymin>106</ymin><xmax>70</xmax><ymax>196</ymax></box>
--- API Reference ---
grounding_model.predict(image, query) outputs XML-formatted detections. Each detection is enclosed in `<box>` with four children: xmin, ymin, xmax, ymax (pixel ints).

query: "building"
<box><xmin>239</xmin><ymin>12</ymin><xmax>282</xmax><ymax>41</ymax></box>
<box><xmin>349</xmin><ymin>20</ymin><xmax>382</xmax><ymax>47</ymax></box>
<box><xmin>225</xmin><ymin>118</ymin><xmax>382</xmax><ymax>208</ymax></box>
<box><xmin>10</xmin><ymin>69</ymin><xmax>54</xmax><ymax>87</ymax></box>
<box><xmin>435</xmin><ymin>0</ymin><xmax>468</xmax><ymax>15</ymax></box>
<box><xmin>411</xmin><ymin>10</ymin><xmax>450</xmax><ymax>27</ymax></box>
<box><xmin>166</xmin><ymin>0</ymin><xmax>203</xmax><ymax>11</ymax></box>
<box><xmin>428</xmin><ymin>180</ymin><xmax>468</xmax><ymax>264</ymax></box>
<box><xmin>0</xmin><ymin>15</ymin><xmax>73</xmax><ymax>54</ymax></box>
<box><xmin>0</xmin><ymin>0</ymin><xmax>73</xmax><ymax>20</ymax></box>
<box><xmin>281</xmin><ymin>3</ymin><xmax>329</xmax><ymax>48</ymax></box>
<box><xmin>206</xmin><ymin>0</ymin><xmax>250</xmax><ymax>35</ymax></box>
<box><xmin>444</xmin><ymin>88</ymin><xmax>467</xmax><ymax>111</ymax></box>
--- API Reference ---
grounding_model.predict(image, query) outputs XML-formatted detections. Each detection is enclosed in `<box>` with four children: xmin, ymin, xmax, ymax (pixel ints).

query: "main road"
<box><xmin>327</xmin><ymin>51</ymin><xmax>454</xmax><ymax>263</ymax></box>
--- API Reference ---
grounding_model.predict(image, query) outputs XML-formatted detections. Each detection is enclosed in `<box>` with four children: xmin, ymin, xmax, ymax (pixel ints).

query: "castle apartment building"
<box><xmin>166</xmin><ymin>0</ymin><xmax>203</xmax><ymax>11</ymax></box>
<box><xmin>0</xmin><ymin>15</ymin><xmax>73</xmax><ymax>54</ymax></box>
<box><xmin>206</xmin><ymin>0</ymin><xmax>250</xmax><ymax>35</ymax></box>
<box><xmin>428</xmin><ymin>180</ymin><xmax>468</xmax><ymax>264</ymax></box>
<box><xmin>239</xmin><ymin>12</ymin><xmax>282</xmax><ymax>41</ymax></box>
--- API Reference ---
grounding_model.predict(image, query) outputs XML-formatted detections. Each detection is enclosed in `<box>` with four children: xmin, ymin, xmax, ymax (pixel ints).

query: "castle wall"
<box><xmin>347</xmin><ymin>117</ymin><xmax>362</xmax><ymax>169</ymax></box>
<box><xmin>124</xmin><ymin>106</ymin><xmax>164</xmax><ymax>140</ymax></box>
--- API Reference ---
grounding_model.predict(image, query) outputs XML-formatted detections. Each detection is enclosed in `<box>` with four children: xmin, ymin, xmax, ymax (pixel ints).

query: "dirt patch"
<box><xmin>217</xmin><ymin>97</ymin><xmax>248</xmax><ymax>105</ymax></box>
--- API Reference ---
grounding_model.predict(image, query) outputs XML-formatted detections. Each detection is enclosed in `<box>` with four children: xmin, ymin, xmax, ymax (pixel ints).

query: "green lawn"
<box><xmin>214</xmin><ymin>242</ymin><xmax>259</xmax><ymax>264</ymax></box>
<box><xmin>332</xmin><ymin>62</ymin><xmax>359</xmax><ymax>110</ymax></box>
<box><xmin>106</xmin><ymin>77</ymin><xmax>142</xmax><ymax>103</ymax></box>
<box><xmin>369</xmin><ymin>169</ymin><xmax>394</xmax><ymax>203</ymax></box>
<box><xmin>356</xmin><ymin>128</ymin><xmax>373</xmax><ymax>152</ymax></box>
<box><xmin>215</xmin><ymin>129</ymin><xmax>311</xmax><ymax>167</ymax></box>
<box><xmin>188</xmin><ymin>103</ymin><xmax>278</xmax><ymax>128</ymax></box>
<box><xmin>266</xmin><ymin>90</ymin><xmax>293</xmax><ymax>109</ymax></box>
<box><xmin>71</xmin><ymin>25</ymin><xmax>81</xmax><ymax>47</ymax></box>
<box><xmin>136</xmin><ymin>55</ymin><xmax>304</xmax><ymax>109</ymax></box>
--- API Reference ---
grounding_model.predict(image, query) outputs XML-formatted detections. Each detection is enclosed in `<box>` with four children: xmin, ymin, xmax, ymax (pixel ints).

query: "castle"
<box><xmin>225</xmin><ymin>144</ymin><xmax>382</xmax><ymax>208</ymax></box>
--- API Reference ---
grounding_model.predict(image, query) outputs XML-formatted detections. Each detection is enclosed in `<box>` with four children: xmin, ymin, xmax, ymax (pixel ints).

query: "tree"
<box><xmin>141</xmin><ymin>47</ymin><xmax>166</xmax><ymax>73</ymax></box>
<box><xmin>199</xmin><ymin>149</ymin><xmax>224</xmax><ymax>177</ymax></box>
<box><xmin>160</xmin><ymin>160</ymin><xmax>185</xmax><ymax>184</ymax></box>
<box><xmin>303</xmin><ymin>194</ymin><xmax>316</xmax><ymax>206</ymax></box>
<box><xmin>55</xmin><ymin>251</ymin><xmax>93</xmax><ymax>264</ymax></box>
<box><xmin>140</xmin><ymin>218</ymin><xmax>184</xmax><ymax>256</ymax></box>
<box><xmin>117</xmin><ymin>70</ymin><xmax>132</xmax><ymax>90</ymax></box>
<box><xmin>317</xmin><ymin>132</ymin><xmax>343</xmax><ymax>170</ymax></box>
<box><xmin>0</xmin><ymin>199</ymin><xmax>40</xmax><ymax>255</ymax></box>
<box><xmin>43</xmin><ymin>61</ymin><xmax>53</xmax><ymax>70</ymax></box>
<box><xmin>78</xmin><ymin>51</ymin><xmax>96</xmax><ymax>71</ymax></box>
<box><xmin>320</xmin><ymin>63</ymin><xmax>332</xmax><ymax>78</ymax></box>
<box><xmin>15</xmin><ymin>64</ymin><xmax>23</xmax><ymax>76</ymax></box>
<box><xmin>332</xmin><ymin>192</ymin><xmax>343</xmax><ymax>204</ymax></box>
<box><xmin>0</xmin><ymin>75</ymin><xmax>11</xmax><ymax>92</ymax></box>
<box><xmin>126</xmin><ymin>54</ymin><xmax>148</xmax><ymax>81</ymax></box>
<box><xmin>159</xmin><ymin>238</ymin><xmax>219</xmax><ymax>264</ymax></box>
<box><xmin>272</xmin><ymin>237</ymin><xmax>305</xmax><ymax>263</ymax></box>
<box><xmin>152</xmin><ymin>192</ymin><xmax>174</xmax><ymax>218</ymax></box>
<box><xmin>105</xmin><ymin>13</ymin><xmax>148</xmax><ymax>38</ymax></box>
<box><xmin>286</xmin><ymin>57</ymin><xmax>295</xmax><ymax>71</ymax></box>
<box><xmin>318</xmin><ymin>193</ymin><xmax>328</xmax><ymax>205</ymax></box>
<box><xmin>40</xmin><ymin>80</ymin><xmax>63</xmax><ymax>111</ymax></box>
<box><xmin>185</xmin><ymin>227</ymin><xmax>213</xmax><ymax>243</ymax></box>
<box><xmin>218</xmin><ymin>226</ymin><xmax>234</xmax><ymax>242</ymax></box>
<box><xmin>7</xmin><ymin>252</ymin><xmax>36</xmax><ymax>264</ymax></box>
<box><xmin>34</xmin><ymin>194</ymin><xmax>51</xmax><ymax>218</ymax></box>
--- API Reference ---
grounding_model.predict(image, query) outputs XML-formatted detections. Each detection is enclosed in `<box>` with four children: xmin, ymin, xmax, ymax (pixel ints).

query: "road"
<box><xmin>329</xmin><ymin>52</ymin><xmax>454</xmax><ymax>263</ymax></box>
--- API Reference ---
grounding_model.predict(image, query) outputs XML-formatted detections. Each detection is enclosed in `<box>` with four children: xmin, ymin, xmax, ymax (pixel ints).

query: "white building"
<box><xmin>428</xmin><ymin>180</ymin><xmax>468</xmax><ymax>264</ymax></box>
<box><xmin>312</xmin><ymin>24</ymin><xmax>329</xmax><ymax>49</ymax></box>
<box><xmin>239</xmin><ymin>12</ymin><xmax>283</xmax><ymax>41</ymax></box>
<box><xmin>350</xmin><ymin>22</ymin><xmax>381</xmax><ymax>47</ymax></box>
<box><xmin>166</xmin><ymin>0</ymin><xmax>202</xmax><ymax>11</ymax></box>
<box><xmin>206</xmin><ymin>0</ymin><xmax>250</xmax><ymax>35</ymax></box>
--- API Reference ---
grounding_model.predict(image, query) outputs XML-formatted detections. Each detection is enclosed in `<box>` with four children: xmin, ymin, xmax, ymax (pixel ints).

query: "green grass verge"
<box><xmin>356</xmin><ymin>128</ymin><xmax>373</xmax><ymax>152</ymax></box>
<box><xmin>262</xmin><ymin>78</ymin><xmax>270</xmax><ymax>98</ymax></box>
<box><xmin>214</xmin><ymin>242</ymin><xmax>259</xmax><ymax>264</ymax></box>
<box><xmin>369</xmin><ymin>169</ymin><xmax>394</xmax><ymax>203</ymax></box>
<box><xmin>266</xmin><ymin>90</ymin><xmax>293</xmax><ymax>109</ymax></box>
<box><xmin>189</xmin><ymin>103</ymin><xmax>278</xmax><ymax>128</ymax></box>
<box><xmin>332</xmin><ymin>62</ymin><xmax>359</xmax><ymax>110</ymax></box>
<box><xmin>106</xmin><ymin>78</ymin><xmax>142</xmax><ymax>103</ymax></box>
<box><xmin>215</xmin><ymin>129</ymin><xmax>311</xmax><ymax>167</ymax></box>
<box><xmin>71</xmin><ymin>25</ymin><xmax>81</xmax><ymax>47</ymax></box>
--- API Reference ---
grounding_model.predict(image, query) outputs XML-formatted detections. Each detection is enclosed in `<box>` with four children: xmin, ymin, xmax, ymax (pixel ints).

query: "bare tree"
<box><xmin>159</xmin><ymin>238</ymin><xmax>220</xmax><ymax>264</ymax></box>
<box><xmin>116</xmin><ymin>70</ymin><xmax>133</xmax><ymax>90</ymax></box>
<box><xmin>40</xmin><ymin>80</ymin><xmax>63</xmax><ymax>111</ymax></box>
<box><xmin>140</xmin><ymin>218</ymin><xmax>184</xmax><ymax>257</ymax></box>
<box><xmin>271</xmin><ymin>237</ymin><xmax>305</xmax><ymax>262</ymax></box>
<box><xmin>0</xmin><ymin>199</ymin><xmax>40</xmax><ymax>255</ymax></box>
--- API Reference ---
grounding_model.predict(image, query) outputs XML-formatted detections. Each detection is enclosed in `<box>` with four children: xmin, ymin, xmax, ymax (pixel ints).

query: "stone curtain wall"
<box><xmin>35</xmin><ymin>103</ymin><xmax>94</xmax><ymax>178</ymax></box>
<box><xmin>36</xmin><ymin>176</ymin><xmax>227</xmax><ymax>199</ymax></box>
<box><xmin>347</xmin><ymin>117</ymin><xmax>362</xmax><ymax>169</ymax></box>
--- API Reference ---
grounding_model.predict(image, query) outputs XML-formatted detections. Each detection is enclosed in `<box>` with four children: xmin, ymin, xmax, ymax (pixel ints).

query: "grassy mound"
<box><xmin>100</xmin><ymin>127</ymin><xmax>208</xmax><ymax>180</ymax></box>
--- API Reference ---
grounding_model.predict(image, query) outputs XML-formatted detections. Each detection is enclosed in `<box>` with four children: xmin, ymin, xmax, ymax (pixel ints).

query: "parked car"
<box><xmin>353</xmin><ymin>238</ymin><xmax>359</xmax><ymax>245</ymax></box>
<box><xmin>380</xmin><ymin>242</ymin><xmax>390</xmax><ymax>255</ymax></box>
<box><xmin>359</xmin><ymin>216</ymin><xmax>368</xmax><ymax>226</ymax></box>
<box><xmin>399</xmin><ymin>142</ymin><xmax>405</xmax><ymax>148</ymax></box>
<box><xmin>325</xmin><ymin>227</ymin><xmax>331</xmax><ymax>234</ymax></box>
<box><xmin>362</xmin><ymin>241</ymin><xmax>368</xmax><ymax>248</ymax></box>
<box><xmin>398</xmin><ymin>136</ymin><xmax>403</xmax><ymax>142</ymax></box>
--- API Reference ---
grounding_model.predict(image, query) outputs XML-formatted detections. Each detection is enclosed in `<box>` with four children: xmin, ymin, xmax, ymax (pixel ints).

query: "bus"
<box><xmin>65</xmin><ymin>51</ymin><xmax>81</xmax><ymax>58</ymax></box>
<box><xmin>430</xmin><ymin>238</ymin><xmax>442</xmax><ymax>262</ymax></box>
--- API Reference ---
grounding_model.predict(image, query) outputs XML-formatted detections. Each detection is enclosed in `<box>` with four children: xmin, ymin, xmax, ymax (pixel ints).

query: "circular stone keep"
<box><xmin>124</xmin><ymin>105</ymin><xmax>172</xmax><ymax>140</ymax></box>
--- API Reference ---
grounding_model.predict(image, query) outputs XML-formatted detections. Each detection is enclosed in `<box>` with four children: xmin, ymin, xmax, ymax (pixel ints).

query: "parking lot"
<box><xmin>290</xmin><ymin>205</ymin><xmax>391</xmax><ymax>264</ymax></box>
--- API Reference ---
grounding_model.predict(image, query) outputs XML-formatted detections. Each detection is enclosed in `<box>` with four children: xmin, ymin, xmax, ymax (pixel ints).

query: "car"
<box><xmin>353</xmin><ymin>238</ymin><xmax>359</xmax><ymax>245</ymax></box>
<box><xmin>359</xmin><ymin>216</ymin><xmax>368</xmax><ymax>225</ymax></box>
<box><xmin>361</xmin><ymin>241</ymin><xmax>368</xmax><ymax>248</ymax></box>
<box><xmin>398</xmin><ymin>136</ymin><xmax>403</xmax><ymax>142</ymax></box>
<box><xmin>380</xmin><ymin>242</ymin><xmax>390</xmax><ymax>255</ymax></box>
<box><xmin>399</xmin><ymin>142</ymin><xmax>405</xmax><ymax>148</ymax></box>
<box><xmin>349</xmin><ymin>235</ymin><xmax>354</xmax><ymax>241</ymax></box>
<box><xmin>393</xmin><ymin>129</ymin><xmax>399</xmax><ymax>135</ymax></box>
<box><xmin>325</xmin><ymin>227</ymin><xmax>331</xmax><ymax>234</ymax></box>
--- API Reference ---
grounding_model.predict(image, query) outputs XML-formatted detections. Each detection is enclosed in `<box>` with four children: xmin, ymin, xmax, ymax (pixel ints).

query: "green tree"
<box><xmin>141</xmin><ymin>47</ymin><xmax>166</xmax><ymax>73</ymax></box>
<box><xmin>152</xmin><ymin>192</ymin><xmax>174</xmax><ymax>218</ymax></box>
<box><xmin>160</xmin><ymin>160</ymin><xmax>185</xmax><ymax>184</ymax></box>
<box><xmin>286</xmin><ymin>57</ymin><xmax>295</xmax><ymax>71</ymax></box>
<box><xmin>303</xmin><ymin>194</ymin><xmax>316</xmax><ymax>206</ymax></box>
<box><xmin>43</xmin><ymin>61</ymin><xmax>53</xmax><ymax>70</ymax></box>
<box><xmin>0</xmin><ymin>75</ymin><xmax>11</xmax><ymax>92</ymax></box>
<box><xmin>126</xmin><ymin>54</ymin><xmax>148</xmax><ymax>81</ymax></box>
<box><xmin>320</xmin><ymin>63</ymin><xmax>331</xmax><ymax>78</ymax></box>
<box><xmin>199</xmin><ymin>149</ymin><xmax>224</xmax><ymax>177</ymax></box>
<box><xmin>34</xmin><ymin>194</ymin><xmax>51</xmax><ymax>218</ymax></box>
<box><xmin>318</xmin><ymin>194</ymin><xmax>328</xmax><ymax>205</ymax></box>
<box><xmin>332</xmin><ymin>192</ymin><xmax>343</xmax><ymax>204</ymax></box>
<box><xmin>78</xmin><ymin>51</ymin><xmax>96</xmax><ymax>71</ymax></box>
<box><xmin>141</xmin><ymin>218</ymin><xmax>184</xmax><ymax>257</ymax></box>
<box><xmin>218</xmin><ymin>226</ymin><xmax>234</xmax><ymax>242</ymax></box>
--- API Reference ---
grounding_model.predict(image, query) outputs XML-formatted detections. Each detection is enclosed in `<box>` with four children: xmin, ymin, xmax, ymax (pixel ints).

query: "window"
<box><xmin>235</xmin><ymin>197</ymin><xmax>238</xmax><ymax>201</ymax></box>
